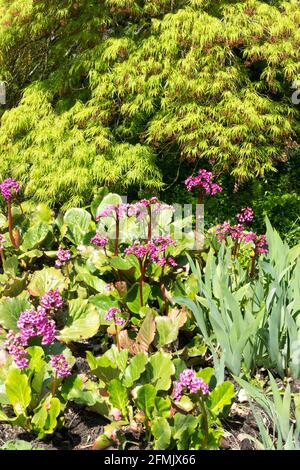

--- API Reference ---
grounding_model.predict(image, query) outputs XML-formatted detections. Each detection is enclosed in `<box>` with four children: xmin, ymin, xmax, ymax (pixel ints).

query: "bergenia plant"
<box><xmin>0</xmin><ymin>178</ymin><xmax>21</xmax><ymax>248</ymax></box>
<box><xmin>185</xmin><ymin>169</ymin><xmax>222</xmax><ymax>204</ymax></box>
<box><xmin>215</xmin><ymin>207</ymin><xmax>268</xmax><ymax>276</ymax></box>
<box><xmin>96</xmin><ymin>203</ymin><xmax>128</xmax><ymax>256</ymax></box>
<box><xmin>105</xmin><ymin>307</ymin><xmax>126</xmax><ymax>351</ymax></box>
<box><xmin>173</xmin><ymin>368</ymin><xmax>210</xmax><ymax>449</ymax></box>
<box><xmin>125</xmin><ymin>235</ymin><xmax>176</xmax><ymax>313</ymax></box>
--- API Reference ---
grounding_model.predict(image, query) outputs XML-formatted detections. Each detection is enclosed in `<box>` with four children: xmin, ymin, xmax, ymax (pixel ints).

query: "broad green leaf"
<box><xmin>1</xmin><ymin>439</ymin><xmax>34</xmax><ymax>450</ymax></box>
<box><xmin>21</xmin><ymin>223</ymin><xmax>51</xmax><ymax>251</ymax></box>
<box><xmin>208</xmin><ymin>382</ymin><xmax>235</xmax><ymax>415</ymax></box>
<box><xmin>154</xmin><ymin>396</ymin><xmax>171</xmax><ymax>418</ymax></box>
<box><xmin>2</xmin><ymin>275</ymin><xmax>28</xmax><ymax>297</ymax></box>
<box><xmin>28</xmin><ymin>267</ymin><xmax>66</xmax><ymax>297</ymax></box>
<box><xmin>173</xmin><ymin>413</ymin><xmax>198</xmax><ymax>441</ymax></box>
<box><xmin>32</xmin><ymin>396</ymin><xmax>61</xmax><ymax>439</ymax></box>
<box><xmin>108</xmin><ymin>379</ymin><xmax>128</xmax><ymax>417</ymax></box>
<box><xmin>136</xmin><ymin>310</ymin><xmax>156</xmax><ymax>352</ymax></box>
<box><xmin>174</xmin><ymin>395</ymin><xmax>194</xmax><ymax>412</ymax></box>
<box><xmin>197</xmin><ymin>367</ymin><xmax>214</xmax><ymax>385</ymax></box>
<box><xmin>86</xmin><ymin>351</ymin><xmax>119</xmax><ymax>383</ymax></box>
<box><xmin>126</xmin><ymin>282</ymin><xmax>151</xmax><ymax>314</ymax></box>
<box><xmin>27</xmin><ymin>347</ymin><xmax>46</xmax><ymax>408</ymax></box>
<box><xmin>5</xmin><ymin>368</ymin><xmax>31</xmax><ymax>416</ymax></box>
<box><xmin>64</xmin><ymin>208</ymin><xmax>92</xmax><ymax>244</ymax></box>
<box><xmin>152</xmin><ymin>417</ymin><xmax>171</xmax><ymax>450</ymax></box>
<box><xmin>109</xmin><ymin>256</ymin><xmax>133</xmax><ymax>271</ymax></box>
<box><xmin>19</xmin><ymin>250</ymin><xmax>43</xmax><ymax>261</ymax></box>
<box><xmin>76</xmin><ymin>272</ymin><xmax>109</xmax><ymax>293</ymax></box>
<box><xmin>136</xmin><ymin>384</ymin><xmax>157</xmax><ymax>419</ymax></box>
<box><xmin>68</xmin><ymin>388</ymin><xmax>100</xmax><ymax>407</ymax></box>
<box><xmin>123</xmin><ymin>352</ymin><xmax>148</xmax><ymax>388</ymax></box>
<box><xmin>89</xmin><ymin>294</ymin><xmax>119</xmax><ymax>326</ymax></box>
<box><xmin>104</xmin><ymin>346</ymin><xmax>128</xmax><ymax>373</ymax></box>
<box><xmin>0</xmin><ymin>296</ymin><xmax>31</xmax><ymax>331</ymax></box>
<box><xmin>58</xmin><ymin>299</ymin><xmax>100</xmax><ymax>342</ymax></box>
<box><xmin>3</xmin><ymin>255</ymin><xmax>19</xmax><ymax>276</ymax></box>
<box><xmin>144</xmin><ymin>351</ymin><xmax>175</xmax><ymax>391</ymax></box>
<box><xmin>155</xmin><ymin>316</ymin><xmax>179</xmax><ymax>348</ymax></box>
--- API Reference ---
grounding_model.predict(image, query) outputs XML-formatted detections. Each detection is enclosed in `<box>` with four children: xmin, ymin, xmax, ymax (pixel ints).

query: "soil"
<box><xmin>0</xmin><ymin>404</ymin><xmax>107</xmax><ymax>450</ymax></box>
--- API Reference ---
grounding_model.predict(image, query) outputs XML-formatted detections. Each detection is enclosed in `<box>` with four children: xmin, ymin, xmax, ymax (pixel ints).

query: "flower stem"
<box><xmin>52</xmin><ymin>372</ymin><xmax>57</xmax><ymax>398</ymax></box>
<box><xmin>114</xmin><ymin>212</ymin><xmax>119</xmax><ymax>256</ymax></box>
<box><xmin>195</xmin><ymin>189</ymin><xmax>204</xmax><ymax>250</ymax></box>
<box><xmin>160</xmin><ymin>264</ymin><xmax>168</xmax><ymax>315</ymax></box>
<box><xmin>250</xmin><ymin>255</ymin><xmax>256</xmax><ymax>278</ymax></box>
<box><xmin>7</xmin><ymin>199</ymin><xmax>18</xmax><ymax>248</ymax></box>
<box><xmin>139</xmin><ymin>260</ymin><xmax>144</xmax><ymax>307</ymax></box>
<box><xmin>115</xmin><ymin>321</ymin><xmax>120</xmax><ymax>352</ymax></box>
<box><xmin>147</xmin><ymin>206</ymin><xmax>152</xmax><ymax>242</ymax></box>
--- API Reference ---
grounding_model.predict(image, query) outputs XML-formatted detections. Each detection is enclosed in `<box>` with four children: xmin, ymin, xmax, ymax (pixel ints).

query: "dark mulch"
<box><xmin>0</xmin><ymin>404</ymin><xmax>106</xmax><ymax>450</ymax></box>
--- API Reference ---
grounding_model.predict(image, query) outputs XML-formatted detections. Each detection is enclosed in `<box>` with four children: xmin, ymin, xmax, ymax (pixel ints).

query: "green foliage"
<box><xmin>1</xmin><ymin>1</ymin><xmax>300</xmax><ymax>207</ymax></box>
<box><xmin>58</xmin><ymin>299</ymin><xmax>100</xmax><ymax>343</ymax></box>
<box><xmin>235</xmin><ymin>374</ymin><xmax>300</xmax><ymax>450</ymax></box>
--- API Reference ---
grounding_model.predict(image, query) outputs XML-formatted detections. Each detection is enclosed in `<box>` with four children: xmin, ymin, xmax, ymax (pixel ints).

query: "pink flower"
<box><xmin>17</xmin><ymin>307</ymin><xmax>56</xmax><ymax>346</ymax></box>
<box><xmin>0</xmin><ymin>178</ymin><xmax>20</xmax><ymax>201</ymax></box>
<box><xmin>167</xmin><ymin>257</ymin><xmax>178</xmax><ymax>267</ymax></box>
<box><xmin>125</xmin><ymin>236</ymin><xmax>176</xmax><ymax>267</ymax></box>
<box><xmin>215</xmin><ymin>221</ymin><xmax>231</xmax><ymax>242</ymax></box>
<box><xmin>55</xmin><ymin>247</ymin><xmax>71</xmax><ymax>268</ymax></box>
<box><xmin>6</xmin><ymin>306</ymin><xmax>56</xmax><ymax>369</ymax></box>
<box><xmin>243</xmin><ymin>231</ymin><xmax>257</xmax><ymax>243</ymax></box>
<box><xmin>90</xmin><ymin>233</ymin><xmax>109</xmax><ymax>247</ymax></box>
<box><xmin>5</xmin><ymin>331</ymin><xmax>29</xmax><ymax>369</ymax></box>
<box><xmin>40</xmin><ymin>289</ymin><xmax>63</xmax><ymax>310</ymax></box>
<box><xmin>105</xmin><ymin>307</ymin><xmax>125</xmax><ymax>325</ymax></box>
<box><xmin>173</xmin><ymin>368</ymin><xmax>209</xmax><ymax>401</ymax></box>
<box><xmin>96</xmin><ymin>203</ymin><xmax>128</xmax><ymax>221</ymax></box>
<box><xmin>236</xmin><ymin>207</ymin><xmax>254</xmax><ymax>224</ymax></box>
<box><xmin>50</xmin><ymin>354</ymin><xmax>71</xmax><ymax>378</ymax></box>
<box><xmin>255</xmin><ymin>234</ymin><xmax>268</xmax><ymax>254</ymax></box>
<box><xmin>185</xmin><ymin>169</ymin><xmax>222</xmax><ymax>196</ymax></box>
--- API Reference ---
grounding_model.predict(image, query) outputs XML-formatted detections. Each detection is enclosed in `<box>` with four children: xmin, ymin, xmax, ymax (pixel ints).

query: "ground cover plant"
<box><xmin>0</xmin><ymin>173</ymin><xmax>299</xmax><ymax>451</ymax></box>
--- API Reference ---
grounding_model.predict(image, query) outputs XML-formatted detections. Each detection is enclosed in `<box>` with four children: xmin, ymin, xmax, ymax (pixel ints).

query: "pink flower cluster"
<box><xmin>96</xmin><ymin>203</ymin><xmax>128</xmax><ymax>220</ymax></box>
<box><xmin>55</xmin><ymin>247</ymin><xmax>71</xmax><ymax>268</ymax></box>
<box><xmin>50</xmin><ymin>354</ymin><xmax>71</xmax><ymax>378</ymax></box>
<box><xmin>90</xmin><ymin>233</ymin><xmax>109</xmax><ymax>247</ymax></box>
<box><xmin>104</xmin><ymin>307</ymin><xmax>125</xmax><ymax>325</ymax></box>
<box><xmin>215</xmin><ymin>207</ymin><xmax>268</xmax><ymax>255</ymax></box>
<box><xmin>40</xmin><ymin>289</ymin><xmax>63</xmax><ymax>310</ymax></box>
<box><xmin>254</xmin><ymin>234</ymin><xmax>268</xmax><ymax>255</ymax></box>
<box><xmin>173</xmin><ymin>369</ymin><xmax>209</xmax><ymax>401</ymax></box>
<box><xmin>5</xmin><ymin>331</ymin><xmax>29</xmax><ymax>368</ymax></box>
<box><xmin>216</xmin><ymin>227</ymin><xmax>268</xmax><ymax>255</ymax></box>
<box><xmin>0</xmin><ymin>178</ymin><xmax>20</xmax><ymax>201</ymax></box>
<box><xmin>127</xmin><ymin>197</ymin><xmax>158</xmax><ymax>219</ymax></box>
<box><xmin>125</xmin><ymin>236</ymin><xmax>176</xmax><ymax>267</ymax></box>
<box><xmin>6</xmin><ymin>307</ymin><xmax>56</xmax><ymax>369</ymax></box>
<box><xmin>185</xmin><ymin>169</ymin><xmax>222</xmax><ymax>195</ymax></box>
<box><xmin>236</xmin><ymin>207</ymin><xmax>254</xmax><ymax>224</ymax></box>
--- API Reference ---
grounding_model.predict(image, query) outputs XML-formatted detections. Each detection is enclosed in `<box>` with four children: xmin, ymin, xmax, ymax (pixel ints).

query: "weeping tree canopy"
<box><xmin>0</xmin><ymin>0</ymin><xmax>299</xmax><ymax>207</ymax></box>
